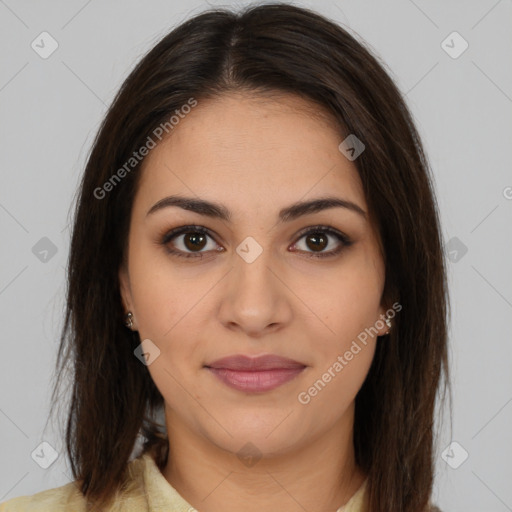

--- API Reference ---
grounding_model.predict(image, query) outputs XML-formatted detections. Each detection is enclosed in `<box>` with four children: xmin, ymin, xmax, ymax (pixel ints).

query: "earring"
<box><xmin>125</xmin><ymin>311</ymin><xmax>134</xmax><ymax>330</ymax></box>
<box><xmin>383</xmin><ymin>315</ymin><xmax>392</xmax><ymax>336</ymax></box>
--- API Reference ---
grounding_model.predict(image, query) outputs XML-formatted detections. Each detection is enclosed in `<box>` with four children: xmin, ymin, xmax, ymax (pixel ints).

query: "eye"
<box><xmin>160</xmin><ymin>225</ymin><xmax>222</xmax><ymax>259</ymax></box>
<box><xmin>290</xmin><ymin>225</ymin><xmax>352</xmax><ymax>259</ymax></box>
<box><xmin>160</xmin><ymin>224</ymin><xmax>352</xmax><ymax>260</ymax></box>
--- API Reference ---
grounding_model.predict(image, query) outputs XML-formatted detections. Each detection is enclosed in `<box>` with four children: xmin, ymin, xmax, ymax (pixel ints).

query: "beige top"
<box><xmin>0</xmin><ymin>452</ymin><xmax>368</xmax><ymax>511</ymax></box>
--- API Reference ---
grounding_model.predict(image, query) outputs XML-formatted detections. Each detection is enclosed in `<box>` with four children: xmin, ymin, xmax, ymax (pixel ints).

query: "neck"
<box><xmin>161</xmin><ymin>405</ymin><xmax>367</xmax><ymax>512</ymax></box>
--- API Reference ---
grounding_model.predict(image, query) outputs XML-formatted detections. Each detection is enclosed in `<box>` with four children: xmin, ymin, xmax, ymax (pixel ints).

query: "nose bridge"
<box><xmin>218</xmin><ymin>235</ymin><xmax>291</xmax><ymax>334</ymax></box>
<box><xmin>234</xmin><ymin>237</ymin><xmax>272</xmax><ymax>288</ymax></box>
<box><xmin>233</xmin><ymin>235</ymin><xmax>278</xmax><ymax>302</ymax></box>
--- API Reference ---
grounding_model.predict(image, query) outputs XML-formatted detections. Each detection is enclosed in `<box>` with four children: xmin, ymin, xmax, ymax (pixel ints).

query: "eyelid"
<box><xmin>160</xmin><ymin>224</ymin><xmax>216</xmax><ymax>245</ymax></box>
<box><xmin>159</xmin><ymin>225</ymin><xmax>221</xmax><ymax>259</ymax></box>
<box><xmin>293</xmin><ymin>224</ymin><xmax>351</xmax><ymax>244</ymax></box>
<box><xmin>290</xmin><ymin>225</ymin><xmax>352</xmax><ymax>258</ymax></box>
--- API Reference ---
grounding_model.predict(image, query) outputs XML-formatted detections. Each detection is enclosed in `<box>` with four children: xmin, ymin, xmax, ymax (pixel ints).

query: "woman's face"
<box><xmin>119</xmin><ymin>92</ymin><xmax>389</xmax><ymax>458</ymax></box>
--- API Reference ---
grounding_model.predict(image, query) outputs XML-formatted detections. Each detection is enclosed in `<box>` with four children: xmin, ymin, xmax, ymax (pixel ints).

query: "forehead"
<box><xmin>136</xmin><ymin>92</ymin><xmax>365</xmax><ymax>216</ymax></box>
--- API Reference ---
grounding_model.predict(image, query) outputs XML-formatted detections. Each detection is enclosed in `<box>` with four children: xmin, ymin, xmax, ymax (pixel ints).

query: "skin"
<box><xmin>119</xmin><ymin>92</ymin><xmax>390</xmax><ymax>512</ymax></box>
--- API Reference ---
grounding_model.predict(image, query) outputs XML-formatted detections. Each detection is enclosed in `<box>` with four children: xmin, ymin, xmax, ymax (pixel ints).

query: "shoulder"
<box><xmin>0</xmin><ymin>481</ymin><xmax>86</xmax><ymax>512</ymax></box>
<box><xmin>0</xmin><ymin>456</ymin><xmax>148</xmax><ymax>512</ymax></box>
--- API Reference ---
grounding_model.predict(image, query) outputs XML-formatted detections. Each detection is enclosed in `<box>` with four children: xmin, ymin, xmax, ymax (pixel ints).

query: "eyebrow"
<box><xmin>146</xmin><ymin>195</ymin><xmax>367</xmax><ymax>222</ymax></box>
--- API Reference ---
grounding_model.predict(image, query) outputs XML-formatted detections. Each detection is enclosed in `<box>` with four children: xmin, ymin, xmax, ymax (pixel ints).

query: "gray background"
<box><xmin>1</xmin><ymin>1</ymin><xmax>511</xmax><ymax>510</ymax></box>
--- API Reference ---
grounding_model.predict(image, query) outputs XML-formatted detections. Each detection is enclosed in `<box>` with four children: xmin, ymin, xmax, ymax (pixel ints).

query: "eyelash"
<box><xmin>159</xmin><ymin>224</ymin><xmax>353</xmax><ymax>260</ymax></box>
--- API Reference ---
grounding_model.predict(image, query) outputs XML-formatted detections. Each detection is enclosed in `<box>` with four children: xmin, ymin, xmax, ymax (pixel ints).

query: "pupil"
<box><xmin>185</xmin><ymin>233</ymin><xmax>206</xmax><ymax>251</ymax></box>
<box><xmin>307</xmin><ymin>233</ymin><xmax>327</xmax><ymax>251</ymax></box>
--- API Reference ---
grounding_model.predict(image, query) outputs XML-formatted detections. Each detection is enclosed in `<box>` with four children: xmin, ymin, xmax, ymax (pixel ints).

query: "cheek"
<box><xmin>297</xmin><ymin>335</ymin><xmax>376</xmax><ymax>420</ymax></box>
<box><xmin>307</xmin><ymin>268</ymin><xmax>383</xmax><ymax>341</ymax></box>
<box><xmin>130</xmin><ymin>276</ymin><xmax>179</xmax><ymax>338</ymax></box>
<box><xmin>132</xmin><ymin>282</ymin><xmax>207</xmax><ymax>364</ymax></box>
<box><xmin>299</xmin><ymin>272</ymin><xmax>382</xmax><ymax>396</ymax></box>
<box><xmin>127</xmin><ymin>237</ymin><xmax>196</xmax><ymax>335</ymax></box>
<box><xmin>127</xmin><ymin>248</ymin><xmax>209</xmax><ymax>369</ymax></box>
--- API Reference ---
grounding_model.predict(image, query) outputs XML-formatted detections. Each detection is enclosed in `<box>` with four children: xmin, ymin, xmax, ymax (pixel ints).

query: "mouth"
<box><xmin>204</xmin><ymin>354</ymin><xmax>307</xmax><ymax>393</ymax></box>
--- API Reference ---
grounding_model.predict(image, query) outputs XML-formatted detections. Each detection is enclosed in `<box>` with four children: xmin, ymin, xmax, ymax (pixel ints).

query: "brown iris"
<box><xmin>305</xmin><ymin>232</ymin><xmax>328</xmax><ymax>252</ymax></box>
<box><xmin>184</xmin><ymin>232</ymin><xmax>207</xmax><ymax>251</ymax></box>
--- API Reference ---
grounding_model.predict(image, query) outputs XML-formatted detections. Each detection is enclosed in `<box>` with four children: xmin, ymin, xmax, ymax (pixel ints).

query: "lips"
<box><xmin>205</xmin><ymin>354</ymin><xmax>306</xmax><ymax>371</ymax></box>
<box><xmin>205</xmin><ymin>354</ymin><xmax>306</xmax><ymax>393</ymax></box>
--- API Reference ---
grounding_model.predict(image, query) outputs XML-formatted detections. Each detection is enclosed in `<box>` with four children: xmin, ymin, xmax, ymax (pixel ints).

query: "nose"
<box><xmin>217</xmin><ymin>247</ymin><xmax>293</xmax><ymax>338</ymax></box>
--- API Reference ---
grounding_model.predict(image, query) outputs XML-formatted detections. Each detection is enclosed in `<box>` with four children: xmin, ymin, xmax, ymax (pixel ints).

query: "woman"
<box><xmin>0</xmin><ymin>3</ymin><xmax>449</xmax><ymax>511</ymax></box>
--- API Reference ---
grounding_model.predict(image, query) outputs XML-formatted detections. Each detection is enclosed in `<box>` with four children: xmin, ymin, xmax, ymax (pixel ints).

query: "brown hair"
<box><xmin>50</xmin><ymin>3</ymin><xmax>451</xmax><ymax>511</ymax></box>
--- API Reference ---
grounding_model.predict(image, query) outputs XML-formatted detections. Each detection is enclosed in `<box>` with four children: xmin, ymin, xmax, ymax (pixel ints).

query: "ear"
<box><xmin>118</xmin><ymin>264</ymin><xmax>134</xmax><ymax>314</ymax></box>
<box><xmin>375</xmin><ymin>302</ymin><xmax>391</xmax><ymax>337</ymax></box>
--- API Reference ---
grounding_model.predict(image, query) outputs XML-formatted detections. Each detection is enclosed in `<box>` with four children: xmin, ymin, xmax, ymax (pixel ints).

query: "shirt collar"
<box><xmin>142</xmin><ymin>452</ymin><xmax>196</xmax><ymax>511</ymax></box>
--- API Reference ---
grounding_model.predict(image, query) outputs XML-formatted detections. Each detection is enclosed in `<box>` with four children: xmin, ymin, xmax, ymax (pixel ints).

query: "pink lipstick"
<box><xmin>205</xmin><ymin>354</ymin><xmax>306</xmax><ymax>393</ymax></box>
